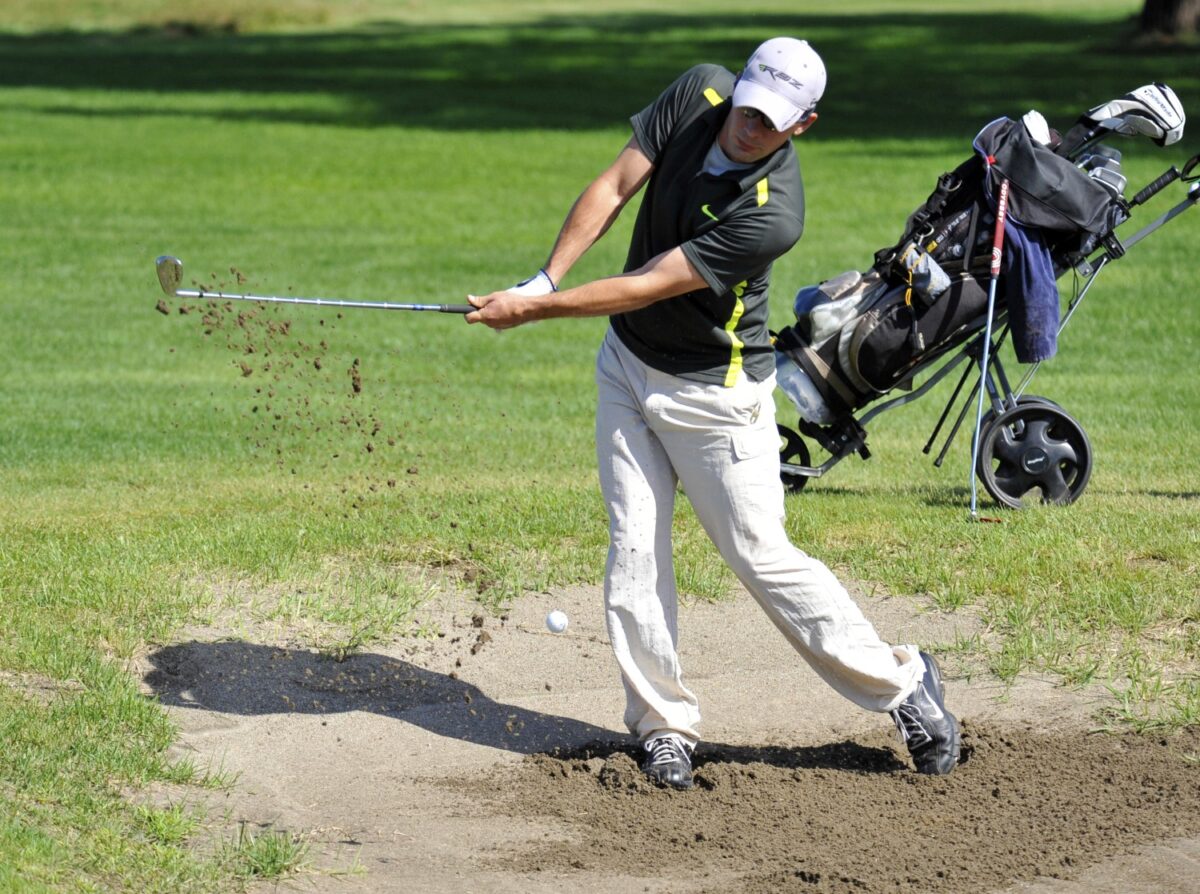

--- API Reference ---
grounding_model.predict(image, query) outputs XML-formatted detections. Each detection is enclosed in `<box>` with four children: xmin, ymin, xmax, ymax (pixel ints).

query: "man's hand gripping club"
<box><xmin>465</xmin><ymin>248</ymin><xmax>708</xmax><ymax>330</ymax></box>
<box><xmin>465</xmin><ymin>269</ymin><xmax>556</xmax><ymax>331</ymax></box>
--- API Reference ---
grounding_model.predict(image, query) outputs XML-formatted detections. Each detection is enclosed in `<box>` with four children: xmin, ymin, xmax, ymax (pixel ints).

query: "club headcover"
<box><xmin>1084</xmin><ymin>83</ymin><xmax>1185</xmax><ymax>146</ymax></box>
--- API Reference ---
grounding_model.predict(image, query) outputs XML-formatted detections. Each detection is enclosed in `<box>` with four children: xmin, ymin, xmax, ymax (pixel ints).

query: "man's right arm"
<box><xmin>540</xmin><ymin>136</ymin><xmax>654</xmax><ymax>287</ymax></box>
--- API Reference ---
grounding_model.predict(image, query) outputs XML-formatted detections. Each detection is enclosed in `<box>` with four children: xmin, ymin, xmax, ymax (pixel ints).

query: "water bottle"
<box><xmin>775</xmin><ymin>351</ymin><xmax>836</xmax><ymax>424</ymax></box>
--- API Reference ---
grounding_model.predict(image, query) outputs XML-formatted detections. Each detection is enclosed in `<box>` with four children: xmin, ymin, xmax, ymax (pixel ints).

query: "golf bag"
<box><xmin>775</xmin><ymin>115</ymin><xmax>1124</xmax><ymax>420</ymax></box>
<box><xmin>772</xmin><ymin>83</ymin><xmax>1195</xmax><ymax>508</ymax></box>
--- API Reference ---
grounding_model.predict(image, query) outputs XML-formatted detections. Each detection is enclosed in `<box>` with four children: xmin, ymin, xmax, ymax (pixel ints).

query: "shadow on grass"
<box><xmin>1</xmin><ymin>12</ymin><xmax>1197</xmax><ymax>141</ymax></box>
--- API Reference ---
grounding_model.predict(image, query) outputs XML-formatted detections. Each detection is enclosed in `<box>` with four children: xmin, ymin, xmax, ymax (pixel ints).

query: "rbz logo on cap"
<box><xmin>756</xmin><ymin>63</ymin><xmax>806</xmax><ymax>92</ymax></box>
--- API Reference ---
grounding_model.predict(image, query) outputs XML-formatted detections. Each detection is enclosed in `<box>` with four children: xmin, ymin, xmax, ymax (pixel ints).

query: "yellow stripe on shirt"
<box><xmin>756</xmin><ymin>178</ymin><xmax>769</xmax><ymax>207</ymax></box>
<box><xmin>723</xmin><ymin>281</ymin><xmax>748</xmax><ymax>387</ymax></box>
<box><xmin>703</xmin><ymin>87</ymin><xmax>723</xmax><ymax>107</ymax></box>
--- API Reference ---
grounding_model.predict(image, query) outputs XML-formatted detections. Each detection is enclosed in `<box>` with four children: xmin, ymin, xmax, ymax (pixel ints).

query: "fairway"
<box><xmin>1</xmin><ymin>1</ymin><xmax>1197</xmax><ymax>891</ymax></box>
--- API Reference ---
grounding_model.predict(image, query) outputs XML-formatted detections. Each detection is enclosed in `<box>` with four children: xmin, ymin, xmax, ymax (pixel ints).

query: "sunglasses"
<box><xmin>740</xmin><ymin>107</ymin><xmax>814</xmax><ymax>132</ymax></box>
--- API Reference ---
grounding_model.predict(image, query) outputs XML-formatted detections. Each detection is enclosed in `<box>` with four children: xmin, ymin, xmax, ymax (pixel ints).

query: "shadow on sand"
<box><xmin>143</xmin><ymin>638</ymin><xmax>909</xmax><ymax>772</ymax></box>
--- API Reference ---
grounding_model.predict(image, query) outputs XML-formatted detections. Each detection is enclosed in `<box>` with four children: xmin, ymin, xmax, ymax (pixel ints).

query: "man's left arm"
<box><xmin>465</xmin><ymin>247</ymin><xmax>707</xmax><ymax>331</ymax></box>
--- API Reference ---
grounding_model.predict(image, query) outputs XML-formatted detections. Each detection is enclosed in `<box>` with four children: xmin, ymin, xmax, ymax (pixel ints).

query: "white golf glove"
<box><xmin>507</xmin><ymin>269</ymin><xmax>557</xmax><ymax>297</ymax></box>
<box><xmin>1021</xmin><ymin>110</ymin><xmax>1052</xmax><ymax>146</ymax></box>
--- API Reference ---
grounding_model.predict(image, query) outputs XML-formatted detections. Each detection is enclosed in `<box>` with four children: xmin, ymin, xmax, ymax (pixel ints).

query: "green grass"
<box><xmin>1</xmin><ymin>0</ymin><xmax>1198</xmax><ymax>889</ymax></box>
<box><xmin>133</xmin><ymin>803</ymin><xmax>201</xmax><ymax>846</ymax></box>
<box><xmin>219</xmin><ymin>823</ymin><xmax>309</xmax><ymax>880</ymax></box>
<box><xmin>0</xmin><ymin>0</ymin><xmax>1152</xmax><ymax>33</ymax></box>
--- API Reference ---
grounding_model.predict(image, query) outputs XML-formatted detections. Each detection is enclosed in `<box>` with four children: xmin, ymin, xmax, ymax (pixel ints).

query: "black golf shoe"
<box><xmin>891</xmin><ymin>651</ymin><xmax>961</xmax><ymax>775</ymax></box>
<box><xmin>641</xmin><ymin>736</ymin><xmax>693</xmax><ymax>789</ymax></box>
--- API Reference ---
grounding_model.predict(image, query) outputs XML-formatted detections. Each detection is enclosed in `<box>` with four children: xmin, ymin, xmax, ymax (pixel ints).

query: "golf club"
<box><xmin>1085</xmin><ymin>83</ymin><xmax>1185</xmax><ymax>146</ymax></box>
<box><xmin>968</xmin><ymin>177</ymin><xmax>1011</xmax><ymax>522</ymax></box>
<box><xmin>155</xmin><ymin>256</ymin><xmax>475</xmax><ymax>314</ymax></box>
<box><xmin>1060</xmin><ymin>83</ymin><xmax>1186</xmax><ymax>159</ymax></box>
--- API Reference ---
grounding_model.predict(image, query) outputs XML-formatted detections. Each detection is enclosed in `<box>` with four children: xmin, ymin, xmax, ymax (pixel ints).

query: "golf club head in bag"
<box><xmin>1085</xmin><ymin>83</ymin><xmax>1185</xmax><ymax>146</ymax></box>
<box><xmin>1076</xmin><ymin>145</ymin><xmax>1128</xmax><ymax>199</ymax></box>
<box><xmin>1058</xmin><ymin>83</ymin><xmax>1185</xmax><ymax>159</ymax></box>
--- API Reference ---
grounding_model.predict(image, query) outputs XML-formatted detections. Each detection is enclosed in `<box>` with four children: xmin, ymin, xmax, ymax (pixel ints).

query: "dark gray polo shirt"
<box><xmin>612</xmin><ymin>64</ymin><xmax>806</xmax><ymax>386</ymax></box>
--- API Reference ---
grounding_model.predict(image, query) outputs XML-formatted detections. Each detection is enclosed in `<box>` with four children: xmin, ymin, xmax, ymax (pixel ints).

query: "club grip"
<box><xmin>1131</xmin><ymin>166</ymin><xmax>1179</xmax><ymax>207</ymax></box>
<box><xmin>442</xmin><ymin>304</ymin><xmax>476</xmax><ymax>314</ymax></box>
<box><xmin>989</xmin><ymin>179</ymin><xmax>1010</xmax><ymax>277</ymax></box>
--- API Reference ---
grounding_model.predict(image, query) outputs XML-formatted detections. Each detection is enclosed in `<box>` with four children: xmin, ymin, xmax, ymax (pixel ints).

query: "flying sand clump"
<box><xmin>155</xmin><ymin>267</ymin><xmax>413</xmax><ymax>496</ymax></box>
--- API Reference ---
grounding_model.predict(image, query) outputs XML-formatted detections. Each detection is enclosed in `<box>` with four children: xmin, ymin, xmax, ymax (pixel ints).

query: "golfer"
<box><xmin>467</xmin><ymin>37</ymin><xmax>960</xmax><ymax>787</ymax></box>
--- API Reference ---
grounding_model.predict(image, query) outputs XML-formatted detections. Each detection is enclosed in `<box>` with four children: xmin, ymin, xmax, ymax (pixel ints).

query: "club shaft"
<box><xmin>969</xmin><ymin>177</ymin><xmax>1010</xmax><ymax>518</ymax></box>
<box><xmin>173</xmin><ymin>289</ymin><xmax>473</xmax><ymax>314</ymax></box>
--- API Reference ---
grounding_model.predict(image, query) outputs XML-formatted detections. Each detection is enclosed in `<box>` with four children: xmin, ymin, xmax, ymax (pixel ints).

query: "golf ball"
<box><xmin>545</xmin><ymin>610</ymin><xmax>569</xmax><ymax>633</ymax></box>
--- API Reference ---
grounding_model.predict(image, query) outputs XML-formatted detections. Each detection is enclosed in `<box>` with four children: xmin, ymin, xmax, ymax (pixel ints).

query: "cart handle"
<box><xmin>1131</xmin><ymin>153</ymin><xmax>1200</xmax><ymax>207</ymax></box>
<box><xmin>1131</xmin><ymin>166</ymin><xmax>1180</xmax><ymax>206</ymax></box>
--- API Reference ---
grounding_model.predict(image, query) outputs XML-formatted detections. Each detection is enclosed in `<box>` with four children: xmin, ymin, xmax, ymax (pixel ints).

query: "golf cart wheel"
<box><xmin>976</xmin><ymin>403</ymin><xmax>1092</xmax><ymax>509</ymax></box>
<box><xmin>778</xmin><ymin>424</ymin><xmax>812</xmax><ymax>493</ymax></box>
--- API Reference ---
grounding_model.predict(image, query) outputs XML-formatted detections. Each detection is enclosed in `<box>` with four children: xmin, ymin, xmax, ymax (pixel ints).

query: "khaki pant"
<box><xmin>595</xmin><ymin>328</ymin><xmax>922</xmax><ymax>745</ymax></box>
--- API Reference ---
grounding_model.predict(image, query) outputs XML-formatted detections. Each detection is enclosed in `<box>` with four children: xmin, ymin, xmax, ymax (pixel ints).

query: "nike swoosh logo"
<box><xmin>701</xmin><ymin>204</ymin><xmax>718</xmax><ymax>222</ymax></box>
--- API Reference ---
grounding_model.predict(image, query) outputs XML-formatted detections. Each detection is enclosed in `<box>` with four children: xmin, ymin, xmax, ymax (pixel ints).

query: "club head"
<box><xmin>156</xmin><ymin>255</ymin><xmax>184</xmax><ymax>295</ymax></box>
<box><xmin>1084</xmin><ymin>83</ymin><xmax>1185</xmax><ymax>147</ymax></box>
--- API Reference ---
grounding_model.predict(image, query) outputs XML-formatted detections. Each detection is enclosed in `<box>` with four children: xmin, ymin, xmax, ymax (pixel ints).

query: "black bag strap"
<box><xmin>874</xmin><ymin>156</ymin><xmax>981</xmax><ymax>272</ymax></box>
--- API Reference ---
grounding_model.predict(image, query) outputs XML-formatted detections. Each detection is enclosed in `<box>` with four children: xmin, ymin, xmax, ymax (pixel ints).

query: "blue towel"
<box><xmin>1002</xmin><ymin>218</ymin><xmax>1059</xmax><ymax>363</ymax></box>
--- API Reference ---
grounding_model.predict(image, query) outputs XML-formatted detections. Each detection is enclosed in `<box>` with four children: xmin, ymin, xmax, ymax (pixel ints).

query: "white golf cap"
<box><xmin>732</xmin><ymin>37</ymin><xmax>826</xmax><ymax>131</ymax></box>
